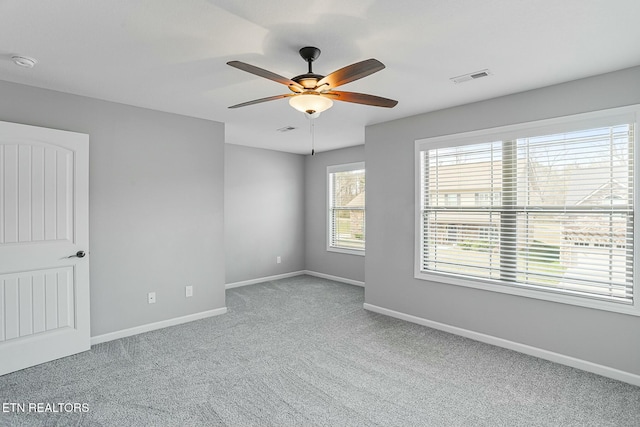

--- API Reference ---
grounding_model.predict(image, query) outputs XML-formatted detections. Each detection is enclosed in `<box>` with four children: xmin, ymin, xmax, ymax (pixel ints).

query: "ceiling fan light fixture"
<box><xmin>289</xmin><ymin>93</ymin><xmax>333</xmax><ymax>116</ymax></box>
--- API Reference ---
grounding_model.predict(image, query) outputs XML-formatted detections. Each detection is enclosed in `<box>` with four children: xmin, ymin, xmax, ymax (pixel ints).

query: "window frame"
<box><xmin>327</xmin><ymin>162</ymin><xmax>366</xmax><ymax>256</ymax></box>
<box><xmin>414</xmin><ymin>105</ymin><xmax>640</xmax><ymax>316</ymax></box>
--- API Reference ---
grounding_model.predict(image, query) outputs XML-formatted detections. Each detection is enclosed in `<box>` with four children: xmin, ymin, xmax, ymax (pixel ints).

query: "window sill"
<box><xmin>414</xmin><ymin>269</ymin><xmax>640</xmax><ymax>317</ymax></box>
<box><xmin>327</xmin><ymin>246</ymin><xmax>365</xmax><ymax>257</ymax></box>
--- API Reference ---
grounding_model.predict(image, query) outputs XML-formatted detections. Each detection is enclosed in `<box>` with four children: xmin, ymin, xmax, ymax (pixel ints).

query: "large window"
<box><xmin>328</xmin><ymin>162</ymin><xmax>365</xmax><ymax>255</ymax></box>
<box><xmin>415</xmin><ymin>106</ymin><xmax>639</xmax><ymax>315</ymax></box>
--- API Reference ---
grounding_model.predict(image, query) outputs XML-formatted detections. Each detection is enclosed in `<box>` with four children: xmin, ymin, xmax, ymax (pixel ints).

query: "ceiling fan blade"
<box><xmin>227</xmin><ymin>61</ymin><xmax>303</xmax><ymax>90</ymax></box>
<box><xmin>229</xmin><ymin>94</ymin><xmax>294</xmax><ymax>109</ymax></box>
<box><xmin>316</xmin><ymin>59</ymin><xmax>385</xmax><ymax>90</ymax></box>
<box><xmin>323</xmin><ymin>91</ymin><xmax>398</xmax><ymax>108</ymax></box>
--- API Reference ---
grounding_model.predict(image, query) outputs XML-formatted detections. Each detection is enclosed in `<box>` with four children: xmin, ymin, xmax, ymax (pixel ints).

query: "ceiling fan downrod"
<box><xmin>299</xmin><ymin>46</ymin><xmax>321</xmax><ymax>73</ymax></box>
<box><xmin>293</xmin><ymin>47</ymin><xmax>325</xmax><ymax>89</ymax></box>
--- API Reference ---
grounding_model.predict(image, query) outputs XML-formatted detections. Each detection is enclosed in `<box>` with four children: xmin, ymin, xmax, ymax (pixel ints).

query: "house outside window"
<box><xmin>415</xmin><ymin>106</ymin><xmax>639</xmax><ymax>316</ymax></box>
<box><xmin>475</xmin><ymin>192</ymin><xmax>501</xmax><ymax>206</ymax></box>
<box><xmin>444</xmin><ymin>193</ymin><xmax>461</xmax><ymax>206</ymax></box>
<box><xmin>328</xmin><ymin>162</ymin><xmax>365</xmax><ymax>255</ymax></box>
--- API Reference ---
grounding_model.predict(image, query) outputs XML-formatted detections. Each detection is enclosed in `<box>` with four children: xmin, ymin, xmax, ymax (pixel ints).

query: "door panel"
<box><xmin>0</xmin><ymin>267</ymin><xmax>75</xmax><ymax>343</ymax></box>
<box><xmin>0</xmin><ymin>121</ymin><xmax>89</xmax><ymax>376</ymax></box>
<box><xmin>1</xmin><ymin>141</ymin><xmax>73</xmax><ymax>244</ymax></box>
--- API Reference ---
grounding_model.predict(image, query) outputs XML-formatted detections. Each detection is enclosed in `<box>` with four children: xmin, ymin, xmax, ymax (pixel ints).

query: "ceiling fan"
<box><xmin>227</xmin><ymin>46</ymin><xmax>398</xmax><ymax>117</ymax></box>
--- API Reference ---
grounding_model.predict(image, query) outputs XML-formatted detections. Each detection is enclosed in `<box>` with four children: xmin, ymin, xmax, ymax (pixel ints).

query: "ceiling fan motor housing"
<box><xmin>292</xmin><ymin>73</ymin><xmax>324</xmax><ymax>89</ymax></box>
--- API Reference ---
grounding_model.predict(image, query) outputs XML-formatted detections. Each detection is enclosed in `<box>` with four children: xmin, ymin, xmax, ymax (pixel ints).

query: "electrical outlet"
<box><xmin>185</xmin><ymin>285</ymin><xmax>193</xmax><ymax>298</ymax></box>
<box><xmin>276</xmin><ymin>256</ymin><xmax>281</xmax><ymax>264</ymax></box>
<box><xmin>148</xmin><ymin>292</ymin><xmax>156</xmax><ymax>304</ymax></box>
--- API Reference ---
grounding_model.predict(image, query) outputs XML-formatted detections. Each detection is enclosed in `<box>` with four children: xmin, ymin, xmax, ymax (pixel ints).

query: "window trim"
<box><xmin>327</xmin><ymin>162</ymin><xmax>365</xmax><ymax>256</ymax></box>
<box><xmin>414</xmin><ymin>105</ymin><xmax>640</xmax><ymax>316</ymax></box>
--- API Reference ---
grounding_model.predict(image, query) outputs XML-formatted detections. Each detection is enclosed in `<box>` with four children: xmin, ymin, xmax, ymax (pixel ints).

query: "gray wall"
<box><xmin>365</xmin><ymin>66</ymin><xmax>640</xmax><ymax>375</ymax></box>
<box><xmin>305</xmin><ymin>145</ymin><xmax>365</xmax><ymax>283</ymax></box>
<box><xmin>0</xmin><ymin>80</ymin><xmax>226</xmax><ymax>337</ymax></box>
<box><xmin>225</xmin><ymin>144</ymin><xmax>305</xmax><ymax>284</ymax></box>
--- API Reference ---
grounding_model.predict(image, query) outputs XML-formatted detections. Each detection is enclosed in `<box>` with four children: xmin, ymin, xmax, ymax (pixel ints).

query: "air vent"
<box><xmin>277</xmin><ymin>126</ymin><xmax>297</xmax><ymax>133</ymax></box>
<box><xmin>450</xmin><ymin>69</ymin><xmax>492</xmax><ymax>84</ymax></box>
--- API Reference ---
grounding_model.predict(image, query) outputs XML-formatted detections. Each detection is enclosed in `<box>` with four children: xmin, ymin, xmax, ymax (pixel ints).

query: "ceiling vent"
<box><xmin>450</xmin><ymin>69</ymin><xmax>492</xmax><ymax>84</ymax></box>
<box><xmin>277</xmin><ymin>126</ymin><xmax>297</xmax><ymax>133</ymax></box>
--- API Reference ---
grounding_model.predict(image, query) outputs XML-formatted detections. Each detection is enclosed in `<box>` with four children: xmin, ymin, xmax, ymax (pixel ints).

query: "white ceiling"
<box><xmin>1</xmin><ymin>0</ymin><xmax>639</xmax><ymax>154</ymax></box>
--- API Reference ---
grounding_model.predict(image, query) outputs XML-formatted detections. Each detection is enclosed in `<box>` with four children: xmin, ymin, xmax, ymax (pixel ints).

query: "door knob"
<box><xmin>68</xmin><ymin>251</ymin><xmax>86</xmax><ymax>258</ymax></box>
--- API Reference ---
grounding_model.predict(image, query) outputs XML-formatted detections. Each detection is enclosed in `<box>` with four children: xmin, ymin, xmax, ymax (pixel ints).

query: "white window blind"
<box><xmin>328</xmin><ymin>163</ymin><xmax>365</xmax><ymax>253</ymax></box>
<box><xmin>418</xmin><ymin>116</ymin><xmax>635</xmax><ymax>306</ymax></box>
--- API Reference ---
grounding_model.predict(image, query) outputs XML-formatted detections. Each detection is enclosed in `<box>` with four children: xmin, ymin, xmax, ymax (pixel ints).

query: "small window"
<box><xmin>328</xmin><ymin>162</ymin><xmax>365</xmax><ymax>255</ymax></box>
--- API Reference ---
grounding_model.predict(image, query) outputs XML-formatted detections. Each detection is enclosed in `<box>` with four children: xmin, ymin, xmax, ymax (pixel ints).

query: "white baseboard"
<box><xmin>363</xmin><ymin>302</ymin><xmax>640</xmax><ymax>387</ymax></box>
<box><xmin>90</xmin><ymin>307</ymin><xmax>228</xmax><ymax>345</ymax></box>
<box><xmin>303</xmin><ymin>270</ymin><xmax>365</xmax><ymax>287</ymax></box>
<box><xmin>225</xmin><ymin>271</ymin><xmax>306</xmax><ymax>289</ymax></box>
<box><xmin>225</xmin><ymin>270</ymin><xmax>365</xmax><ymax>289</ymax></box>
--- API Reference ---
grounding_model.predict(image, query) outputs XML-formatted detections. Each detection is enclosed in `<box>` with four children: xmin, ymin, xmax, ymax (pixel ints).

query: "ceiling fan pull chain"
<box><xmin>310</xmin><ymin>118</ymin><xmax>315</xmax><ymax>155</ymax></box>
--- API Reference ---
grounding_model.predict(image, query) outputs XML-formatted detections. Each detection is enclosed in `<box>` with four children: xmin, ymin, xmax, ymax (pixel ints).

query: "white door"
<box><xmin>0</xmin><ymin>121</ymin><xmax>89</xmax><ymax>376</ymax></box>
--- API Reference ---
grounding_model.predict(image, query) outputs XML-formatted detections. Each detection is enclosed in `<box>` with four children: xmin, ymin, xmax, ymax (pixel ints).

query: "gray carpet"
<box><xmin>1</xmin><ymin>275</ymin><xmax>639</xmax><ymax>426</ymax></box>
